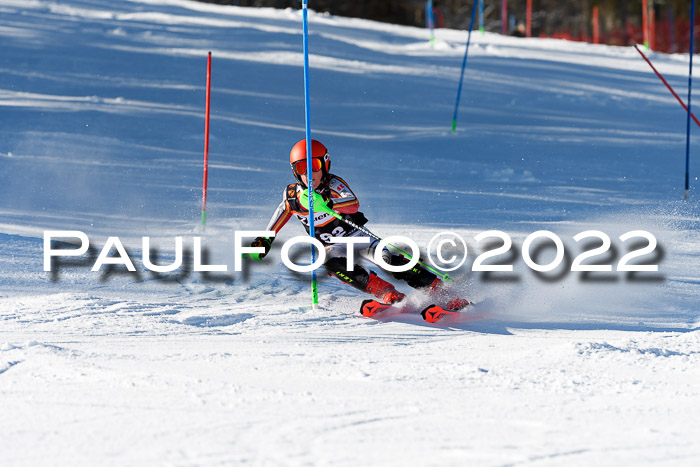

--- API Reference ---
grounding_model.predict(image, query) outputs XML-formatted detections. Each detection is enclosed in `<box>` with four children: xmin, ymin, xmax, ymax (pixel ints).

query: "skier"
<box><xmin>246</xmin><ymin>139</ymin><xmax>468</xmax><ymax>316</ymax></box>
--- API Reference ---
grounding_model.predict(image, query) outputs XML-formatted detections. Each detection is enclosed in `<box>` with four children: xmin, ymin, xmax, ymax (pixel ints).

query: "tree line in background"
<box><xmin>196</xmin><ymin>1</ymin><xmax>698</xmax><ymax>53</ymax></box>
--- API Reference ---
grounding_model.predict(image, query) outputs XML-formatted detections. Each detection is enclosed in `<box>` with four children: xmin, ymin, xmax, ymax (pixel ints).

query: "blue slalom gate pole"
<box><xmin>302</xmin><ymin>0</ymin><xmax>319</xmax><ymax>307</ymax></box>
<box><xmin>685</xmin><ymin>0</ymin><xmax>696</xmax><ymax>199</ymax></box>
<box><xmin>451</xmin><ymin>1</ymin><xmax>478</xmax><ymax>133</ymax></box>
<box><xmin>479</xmin><ymin>0</ymin><xmax>484</xmax><ymax>35</ymax></box>
<box><xmin>426</xmin><ymin>0</ymin><xmax>435</xmax><ymax>45</ymax></box>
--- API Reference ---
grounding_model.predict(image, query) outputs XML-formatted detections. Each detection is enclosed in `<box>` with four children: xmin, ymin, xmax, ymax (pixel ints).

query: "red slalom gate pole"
<box><xmin>526</xmin><ymin>0</ymin><xmax>532</xmax><ymax>37</ymax></box>
<box><xmin>650</xmin><ymin>8</ymin><xmax>656</xmax><ymax>50</ymax></box>
<box><xmin>643</xmin><ymin>0</ymin><xmax>649</xmax><ymax>49</ymax></box>
<box><xmin>201</xmin><ymin>51</ymin><xmax>212</xmax><ymax>226</ymax></box>
<box><xmin>593</xmin><ymin>6</ymin><xmax>599</xmax><ymax>44</ymax></box>
<box><xmin>634</xmin><ymin>44</ymin><xmax>700</xmax><ymax>128</ymax></box>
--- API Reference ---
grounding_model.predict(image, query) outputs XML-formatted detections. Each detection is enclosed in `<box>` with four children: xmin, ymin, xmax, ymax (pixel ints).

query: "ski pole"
<box><xmin>306</xmin><ymin>193</ymin><xmax>452</xmax><ymax>281</ymax></box>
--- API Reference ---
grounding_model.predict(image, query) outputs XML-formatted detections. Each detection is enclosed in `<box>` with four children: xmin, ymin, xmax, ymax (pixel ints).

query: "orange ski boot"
<box><xmin>427</xmin><ymin>278</ymin><xmax>469</xmax><ymax>311</ymax></box>
<box><xmin>366</xmin><ymin>272</ymin><xmax>405</xmax><ymax>304</ymax></box>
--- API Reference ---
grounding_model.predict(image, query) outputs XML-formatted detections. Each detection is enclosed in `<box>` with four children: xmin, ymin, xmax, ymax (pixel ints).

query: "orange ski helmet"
<box><xmin>289</xmin><ymin>139</ymin><xmax>331</xmax><ymax>188</ymax></box>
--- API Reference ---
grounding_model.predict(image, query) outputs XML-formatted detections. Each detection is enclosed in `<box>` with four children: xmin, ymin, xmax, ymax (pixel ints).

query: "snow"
<box><xmin>1</xmin><ymin>0</ymin><xmax>699</xmax><ymax>464</ymax></box>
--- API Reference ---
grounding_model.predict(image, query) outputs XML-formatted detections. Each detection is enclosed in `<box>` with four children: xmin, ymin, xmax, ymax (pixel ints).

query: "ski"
<box><xmin>360</xmin><ymin>297</ymin><xmax>472</xmax><ymax>323</ymax></box>
<box><xmin>360</xmin><ymin>299</ymin><xmax>395</xmax><ymax>317</ymax></box>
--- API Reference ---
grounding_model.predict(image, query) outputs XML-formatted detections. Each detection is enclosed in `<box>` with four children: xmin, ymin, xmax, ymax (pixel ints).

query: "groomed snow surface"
<box><xmin>1</xmin><ymin>0</ymin><xmax>699</xmax><ymax>465</ymax></box>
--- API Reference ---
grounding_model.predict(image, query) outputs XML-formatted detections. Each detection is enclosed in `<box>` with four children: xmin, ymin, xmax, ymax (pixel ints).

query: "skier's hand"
<box><xmin>298</xmin><ymin>189</ymin><xmax>332</xmax><ymax>213</ymax></box>
<box><xmin>245</xmin><ymin>236</ymin><xmax>272</xmax><ymax>261</ymax></box>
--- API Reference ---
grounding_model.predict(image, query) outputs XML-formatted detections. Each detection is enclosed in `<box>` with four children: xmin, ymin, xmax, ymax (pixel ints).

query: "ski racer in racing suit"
<box><xmin>247</xmin><ymin>139</ymin><xmax>466</xmax><ymax>311</ymax></box>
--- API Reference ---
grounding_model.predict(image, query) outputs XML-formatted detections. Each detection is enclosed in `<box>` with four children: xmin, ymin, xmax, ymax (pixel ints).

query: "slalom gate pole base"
<box><xmin>201</xmin><ymin>210</ymin><xmax>207</xmax><ymax>226</ymax></box>
<box><xmin>685</xmin><ymin>189</ymin><xmax>689</xmax><ymax>199</ymax></box>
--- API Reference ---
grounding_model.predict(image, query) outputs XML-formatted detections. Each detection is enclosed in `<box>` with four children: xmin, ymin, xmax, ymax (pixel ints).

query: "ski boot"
<box><xmin>427</xmin><ymin>278</ymin><xmax>470</xmax><ymax>311</ymax></box>
<box><xmin>360</xmin><ymin>273</ymin><xmax>406</xmax><ymax>317</ymax></box>
<box><xmin>366</xmin><ymin>272</ymin><xmax>405</xmax><ymax>305</ymax></box>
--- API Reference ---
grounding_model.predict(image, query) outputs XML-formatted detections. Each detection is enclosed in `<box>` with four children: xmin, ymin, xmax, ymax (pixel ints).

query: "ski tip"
<box><xmin>421</xmin><ymin>304</ymin><xmax>458</xmax><ymax>324</ymax></box>
<box><xmin>360</xmin><ymin>299</ymin><xmax>375</xmax><ymax>317</ymax></box>
<box><xmin>360</xmin><ymin>299</ymin><xmax>391</xmax><ymax>318</ymax></box>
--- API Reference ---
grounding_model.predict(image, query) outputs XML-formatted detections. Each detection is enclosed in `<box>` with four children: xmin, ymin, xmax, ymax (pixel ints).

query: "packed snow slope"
<box><xmin>1</xmin><ymin>0</ymin><xmax>699</xmax><ymax>465</ymax></box>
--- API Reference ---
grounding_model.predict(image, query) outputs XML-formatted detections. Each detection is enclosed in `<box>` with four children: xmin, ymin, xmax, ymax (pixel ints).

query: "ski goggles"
<box><xmin>292</xmin><ymin>157</ymin><xmax>325</xmax><ymax>175</ymax></box>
